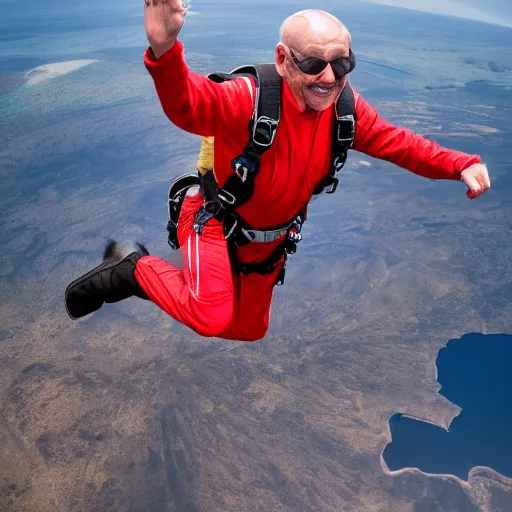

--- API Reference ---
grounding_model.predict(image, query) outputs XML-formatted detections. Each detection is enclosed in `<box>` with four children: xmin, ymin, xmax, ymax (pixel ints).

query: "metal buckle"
<box><xmin>253</xmin><ymin>116</ymin><xmax>279</xmax><ymax>147</ymax></box>
<box><xmin>336</xmin><ymin>115</ymin><xmax>355</xmax><ymax>144</ymax></box>
<box><xmin>218</xmin><ymin>188</ymin><xmax>236</xmax><ymax>206</ymax></box>
<box><xmin>231</xmin><ymin>154</ymin><xmax>258</xmax><ymax>183</ymax></box>
<box><xmin>224</xmin><ymin>215</ymin><xmax>238</xmax><ymax>240</ymax></box>
<box><xmin>241</xmin><ymin>226</ymin><xmax>289</xmax><ymax>243</ymax></box>
<box><xmin>193</xmin><ymin>201</ymin><xmax>221</xmax><ymax>236</ymax></box>
<box><xmin>233</xmin><ymin>162</ymin><xmax>249</xmax><ymax>182</ymax></box>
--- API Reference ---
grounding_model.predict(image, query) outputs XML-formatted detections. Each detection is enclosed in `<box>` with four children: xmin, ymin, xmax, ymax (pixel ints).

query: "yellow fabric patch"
<box><xmin>197</xmin><ymin>136</ymin><xmax>214</xmax><ymax>174</ymax></box>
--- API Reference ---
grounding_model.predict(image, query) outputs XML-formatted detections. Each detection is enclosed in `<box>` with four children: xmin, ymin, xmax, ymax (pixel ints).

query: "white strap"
<box><xmin>241</xmin><ymin>76</ymin><xmax>254</xmax><ymax>103</ymax></box>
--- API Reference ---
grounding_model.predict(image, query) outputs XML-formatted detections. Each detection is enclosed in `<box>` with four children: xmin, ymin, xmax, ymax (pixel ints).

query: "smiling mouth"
<box><xmin>308</xmin><ymin>84</ymin><xmax>338</xmax><ymax>95</ymax></box>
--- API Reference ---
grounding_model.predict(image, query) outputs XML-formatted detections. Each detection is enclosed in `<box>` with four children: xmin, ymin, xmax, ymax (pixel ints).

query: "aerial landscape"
<box><xmin>0</xmin><ymin>0</ymin><xmax>511</xmax><ymax>510</ymax></box>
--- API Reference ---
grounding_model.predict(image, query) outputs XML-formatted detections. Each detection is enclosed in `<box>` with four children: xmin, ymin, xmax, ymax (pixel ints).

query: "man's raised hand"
<box><xmin>144</xmin><ymin>0</ymin><xmax>190</xmax><ymax>59</ymax></box>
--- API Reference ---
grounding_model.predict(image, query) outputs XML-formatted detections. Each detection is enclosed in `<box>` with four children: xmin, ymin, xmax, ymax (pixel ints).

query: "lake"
<box><xmin>383</xmin><ymin>333</ymin><xmax>512</xmax><ymax>480</ymax></box>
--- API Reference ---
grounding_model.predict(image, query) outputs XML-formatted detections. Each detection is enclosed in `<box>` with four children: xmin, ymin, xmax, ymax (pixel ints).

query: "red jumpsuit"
<box><xmin>134</xmin><ymin>41</ymin><xmax>481</xmax><ymax>341</ymax></box>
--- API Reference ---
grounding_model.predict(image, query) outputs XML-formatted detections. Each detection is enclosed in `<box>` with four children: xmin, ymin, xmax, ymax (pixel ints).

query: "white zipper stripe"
<box><xmin>242</xmin><ymin>76</ymin><xmax>254</xmax><ymax>103</ymax></box>
<box><xmin>195</xmin><ymin>231</ymin><xmax>200</xmax><ymax>297</ymax></box>
<box><xmin>187</xmin><ymin>234</ymin><xmax>196</xmax><ymax>298</ymax></box>
<box><xmin>186</xmin><ymin>232</ymin><xmax>201</xmax><ymax>298</ymax></box>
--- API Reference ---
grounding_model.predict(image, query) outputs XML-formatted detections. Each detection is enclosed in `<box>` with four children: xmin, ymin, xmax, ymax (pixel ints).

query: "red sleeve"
<box><xmin>351</xmin><ymin>90</ymin><xmax>481</xmax><ymax>180</ymax></box>
<box><xmin>143</xmin><ymin>41</ymin><xmax>255</xmax><ymax>137</ymax></box>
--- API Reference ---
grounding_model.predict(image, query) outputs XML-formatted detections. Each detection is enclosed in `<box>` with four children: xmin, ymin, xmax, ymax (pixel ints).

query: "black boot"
<box><xmin>65</xmin><ymin>240</ymin><xmax>149</xmax><ymax>320</ymax></box>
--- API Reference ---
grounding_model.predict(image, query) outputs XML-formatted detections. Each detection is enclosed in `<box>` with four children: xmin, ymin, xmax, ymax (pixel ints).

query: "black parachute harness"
<box><xmin>168</xmin><ymin>63</ymin><xmax>356</xmax><ymax>286</ymax></box>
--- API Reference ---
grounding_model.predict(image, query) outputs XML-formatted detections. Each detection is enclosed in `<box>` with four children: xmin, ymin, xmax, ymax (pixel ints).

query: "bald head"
<box><xmin>274</xmin><ymin>9</ymin><xmax>353</xmax><ymax>112</ymax></box>
<box><xmin>279</xmin><ymin>9</ymin><xmax>351</xmax><ymax>53</ymax></box>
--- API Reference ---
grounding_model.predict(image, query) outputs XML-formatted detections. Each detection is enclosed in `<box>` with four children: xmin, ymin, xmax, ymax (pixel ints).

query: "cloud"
<box><xmin>24</xmin><ymin>60</ymin><xmax>98</xmax><ymax>85</ymax></box>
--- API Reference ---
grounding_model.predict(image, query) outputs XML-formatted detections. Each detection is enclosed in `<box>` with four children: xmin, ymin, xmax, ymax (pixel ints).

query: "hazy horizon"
<box><xmin>359</xmin><ymin>0</ymin><xmax>512</xmax><ymax>28</ymax></box>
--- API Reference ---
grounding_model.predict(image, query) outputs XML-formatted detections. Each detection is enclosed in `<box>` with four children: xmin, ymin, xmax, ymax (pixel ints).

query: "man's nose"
<box><xmin>319</xmin><ymin>63</ymin><xmax>336</xmax><ymax>83</ymax></box>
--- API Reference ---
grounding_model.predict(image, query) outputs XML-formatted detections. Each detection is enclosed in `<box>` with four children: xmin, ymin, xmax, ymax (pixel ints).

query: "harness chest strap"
<box><xmin>198</xmin><ymin>169</ymin><xmax>305</xmax><ymax>246</ymax></box>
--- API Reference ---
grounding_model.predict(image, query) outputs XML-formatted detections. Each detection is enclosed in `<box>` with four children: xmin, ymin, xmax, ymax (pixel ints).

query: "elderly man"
<box><xmin>64</xmin><ymin>3</ymin><xmax>491</xmax><ymax>341</ymax></box>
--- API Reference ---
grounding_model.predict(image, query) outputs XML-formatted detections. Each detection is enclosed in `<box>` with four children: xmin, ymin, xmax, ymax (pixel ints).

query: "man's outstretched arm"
<box><xmin>352</xmin><ymin>89</ymin><xmax>490</xmax><ymax>198</ymax></box>
<box><xmin>143</xmin><ymin>0</ymin><xmax>254</xmax><ymax>137</ymax></box>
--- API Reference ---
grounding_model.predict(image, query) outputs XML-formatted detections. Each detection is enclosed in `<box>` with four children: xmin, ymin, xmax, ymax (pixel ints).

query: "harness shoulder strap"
<box><xmin>210</xmin><ymin>63</ymin><xmax>281</xmax><ymax>160</ymax></box>
<box><xmin>242</xmin><ymin>64</ymin><xmax>281</xmax><ymax>155</ymax></box>
<box><xmin>313</xmin><ymin>83</ymin><xmax>356</xmax><ymax>195</ymax></box>
<box><xmin>207</xmin><ymin>63</ymin><xmax>282</xmax><ymax>209</ymax></box>
<box><xmin>336</xmin><ymin>82</ymin><xmax>356</xmax><ymax>117</ymax></box>
<box><xmin>334</xmin><ymin>83</ymin><xmax>356</xmax><ymax>153</ymax></box>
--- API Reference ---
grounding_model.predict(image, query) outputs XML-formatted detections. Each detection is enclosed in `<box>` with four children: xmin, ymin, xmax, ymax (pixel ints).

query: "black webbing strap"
<box><xmin>313</xmin><ymin>84</ymin><xmax>356</xmax><ymax>195</ymax></box>
<box><xmin>228</xmin><ymin>237</ymin><xmax>295</xmax><ymax>275</ymax></box>
<box><xmin>332</xmin><ymin>84</ymin><xmax>356</xmax><ymax>172</ymax></box>
<box><xmin>221</xmin><ymin>207</ymin><xmax>300</xmax><ymax>247</ymax></box>
<box><xmin>336</xmin><ymin>83</ymin><xmax>355</xmax><ymax>119</ymax></box>
<box><xmin>208</xmin><ymin>64</ymin><xmax>282</xmax><ymax>210</ymax></box>
<box><xmin>249</xmin><ymin>64</ymin><xmax>281</xmax><ymax>149</ymax></box>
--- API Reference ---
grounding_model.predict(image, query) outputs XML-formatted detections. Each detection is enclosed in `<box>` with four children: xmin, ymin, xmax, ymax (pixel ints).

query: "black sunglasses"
<box><xmin>289</xmin><ymin>47</ymin><xmax>356</xmax><ymax>78</ymax></box>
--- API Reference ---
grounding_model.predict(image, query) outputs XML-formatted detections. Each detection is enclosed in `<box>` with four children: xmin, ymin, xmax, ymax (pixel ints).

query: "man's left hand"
<box><xmin>460</xmin><ymin>163</ymin><xmax>491</xmax><ymax>199</ymax></box>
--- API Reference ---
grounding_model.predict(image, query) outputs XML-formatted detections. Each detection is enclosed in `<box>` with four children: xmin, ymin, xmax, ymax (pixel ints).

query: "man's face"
<box><xmin>276</xmin><ymin>38</ymin><xmax>353</xmax><ymax>112</ymax></box>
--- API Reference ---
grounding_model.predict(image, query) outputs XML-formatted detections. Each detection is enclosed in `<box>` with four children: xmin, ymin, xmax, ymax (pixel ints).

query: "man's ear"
<box><xmin>275</xmin><ymin>43</ymin><xmax>287</xmax><ymax>64</ymax></box>
<box><xmin>275</xmin><ymin>43</ymin><xmax>287</xmax><ymax>76</ymax></box>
